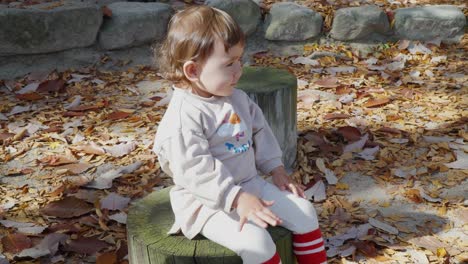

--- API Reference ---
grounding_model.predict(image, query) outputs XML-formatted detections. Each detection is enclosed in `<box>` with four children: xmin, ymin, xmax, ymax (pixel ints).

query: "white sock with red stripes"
<box><xmin>293</xmin><ymin>228</ymin><xmax>327</xmax><ymax>264</ymax></box>
<box><xmin>262</xmin><ymin>252</ymin><xmax>281</xmax><ymax>264</ymax></box>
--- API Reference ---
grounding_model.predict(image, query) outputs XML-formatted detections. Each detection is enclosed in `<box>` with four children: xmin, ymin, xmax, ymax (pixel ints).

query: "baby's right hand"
<box><xmin>233</xmin><ymin>191</ymin><xmax>282</xmax><ymax>231</ymax></box>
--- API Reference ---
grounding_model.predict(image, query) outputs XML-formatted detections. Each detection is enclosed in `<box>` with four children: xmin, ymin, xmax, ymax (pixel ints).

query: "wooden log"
<box><xmin>237</xmin><ymin>66</ymin><xmax>298</xmax><ymax>170</ymax></box>
<box><xmin>127</xmin><ymin>187</ymin><xmax>295</xmax><ymax>264</ymax></box>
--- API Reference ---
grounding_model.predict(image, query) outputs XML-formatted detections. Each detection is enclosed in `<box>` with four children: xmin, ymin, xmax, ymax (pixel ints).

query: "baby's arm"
<box><xmin>165</xmin><ymin>130</ymin><xmax>242</xmax><ymax>213</ymax></box>
<box><xmin>247</xmin><ymin>97</ymin><xmax>283</xmax><ymax>175</ymax></box>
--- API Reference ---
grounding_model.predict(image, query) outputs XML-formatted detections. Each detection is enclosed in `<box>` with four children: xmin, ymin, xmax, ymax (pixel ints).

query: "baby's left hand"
<box><xmin>271</xmin><ymin>166</ymin><xmax>306</xmax><ymax>199</ymax></box>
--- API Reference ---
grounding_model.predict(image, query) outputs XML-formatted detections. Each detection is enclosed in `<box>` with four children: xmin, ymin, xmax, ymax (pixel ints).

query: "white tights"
<box><xmin>200</xmin><ymin>181</ymin><xmax>319</xmax><ymax>264</ymax></box>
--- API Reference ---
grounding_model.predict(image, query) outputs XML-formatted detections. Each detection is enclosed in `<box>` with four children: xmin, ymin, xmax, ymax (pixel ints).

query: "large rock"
<box><xmin>205</xmin><ymin>0</ymin><xmax>261</xmax><ymax>36</ymax></box>
<box><xmin>330</xmin><ymin>5</ymin><xmax>390</xmax><ymax>41</ymax></box>
<box><xmin>264</xmin><ymin>2</ymin><xmax>322</xmax><ymax>41</ymax></box>
<box><xmin>394</xmin><ymin>5</ymin><xmax>466</xmax><ymax>43</ymax></box>
<box><xmin>0</xmin><ymin>2</ymin><xmax>102</xmax><ymax>55</ymax></box>
<box><xmin>98</xmin><ymin>2</ymin><xmax>174</xmax><ymax>50</ymax></box>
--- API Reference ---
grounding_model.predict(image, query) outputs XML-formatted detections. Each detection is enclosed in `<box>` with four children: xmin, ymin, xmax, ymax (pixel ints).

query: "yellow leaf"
<box><xmin>437</xmin><ymin>247</ymin><xmax>447</xmax><ymax>258</ymax></box>
<box><xmin>49</xmin><ymin>141</ymin><xmax>61</xmax><ymax>149</ymax></box>
<box><xmin>336</xmin><ymin>182</ymin><xmax>349</xmax><ymax>190</ymax></box>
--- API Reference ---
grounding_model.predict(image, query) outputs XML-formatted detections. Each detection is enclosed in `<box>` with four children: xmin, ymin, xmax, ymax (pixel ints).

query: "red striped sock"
<box><xmin>293</xmin><ymin>229</ymin><xmax>327</xmax><ymax>264</ymax></box>
<box><xmin>262</xmin><ymin>252</ymin><xmax>281</xmax><ymax>264</ymax></box>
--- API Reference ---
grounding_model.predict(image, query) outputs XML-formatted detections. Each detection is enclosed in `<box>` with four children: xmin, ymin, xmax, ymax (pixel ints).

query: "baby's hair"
<box><xmin>156</xmin><ymin>6</ymin><xmax>245</xmax><ymax>87</ymax></box>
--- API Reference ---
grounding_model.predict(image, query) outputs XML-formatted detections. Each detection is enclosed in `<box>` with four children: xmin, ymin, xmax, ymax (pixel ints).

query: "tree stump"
<box><xmin>237</xmin><ymin>66</ymin><xmax>298</xmax><ymax>170</ymax></box>
<box><xmin>127</xmin><ymin>187</ymin><xmax>295</xmax><ymax>264</ymax></box>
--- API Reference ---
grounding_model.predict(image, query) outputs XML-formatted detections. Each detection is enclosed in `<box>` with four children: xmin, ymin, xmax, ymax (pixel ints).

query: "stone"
<box><xmin>0</xmin><ymin>2</ymin><xmax>102</xmax><ymax>55</ymax></box>
<box><xmin>205</xmin><ymin>0</ymin><xmax>261</xmax><ymax>36</ymax></box>
<box><xmin>394</xmin><ymin>5</ymin><xmax>466</xmax><ymax>43</ymax></box>
<box><xmin>330</xmin><ymin>5</ymin><xmax>390</xmax><ymax>41</ymax></box>
<box><xmin>98</xmin><ymin>2</ymin><xmax>174</xmax><ymax>50</ymax></box>
<box><xmin>264</xmin><ymin>2</ymin><xmax>322</xmax><ymax>41</ymax></box>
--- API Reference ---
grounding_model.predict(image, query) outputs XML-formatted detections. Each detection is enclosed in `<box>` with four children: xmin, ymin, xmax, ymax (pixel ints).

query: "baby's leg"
<box><xmin>201</xmin><ymin>211</ymin><xmax>281</xmax><ymax>264</ymax></box>
<box><xmin>261</xmin><ymin>182</ymin><xmax>327</xmax><ymax>264</ymax></box>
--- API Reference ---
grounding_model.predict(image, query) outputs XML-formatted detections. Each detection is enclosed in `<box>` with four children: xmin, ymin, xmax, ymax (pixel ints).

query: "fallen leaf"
<box><xmin>86</xmin><ymin>161</ymin><xmax>142</xmax><ymax>189</ymax></box>
<box><xmin>55</xmin><ymin>163</ymin><xmax>93</xmax><ymax>175</ymax></box>
<box><xmin>444</xmin><ymin>151</ymin><xmax>468</xmax><ymax>169</ymax></box>
<box><xmin>316</xmin><ymin>158</ymin><xmax>338</xmax><ymax>184</ymax></box>
<box><xmin>63</xmin><ymin>236</ymin><xmax>109</xmax><ymax>255</ymax></box>
<box><xmin>337</xmin><ymin>126</ymin><xmax>361</xmax><ymax>141</ymax></box>
<box><xmin>97</xmin><ymin>252</ymin><xmax>117</xmax><ymax>264</ymax></box>
<box><xmin>37</xmin><ymin>79</ymin><xmax>65</xmax><ymax>93</ymax></box>
<box><xmin>304</xmin><ymin>180</ymin><xmax>326</xmax><ymax>202</ymax></box>
<box><xmin>363</xmin><ymin>97</ymin><xmax>390</xmax><ymax>108</ymax></box>
<box><xmin>354</xmin><ymin>240</ymin><xmax>377</xmax><ymax>257</ymax></box>
<box><xmin>108</xmin><ymin>212</ymin><xmax>127</xmax><ymax>224</ymax></box>
<box><xmin>405</xmin><ymin>189</ymin><xmax>424</xmax><ymax>203</ymax></box>
<box><xmin>15</xmin><ymin>92</ymin><xmax>44</xmax><ymax>101</ymax></box>
<box><xmin>368</xmin><ymin>218</ymin><xmax>398</xmax><ymax>235</ymax></box>
<box><xmin>100</xmin><ymin>193</ymin><xmax>130</xmax><ymax>211</ymax></box>
<box><xmin>72</xmin><ymin>142</ymin><xmax>106</xmax><ymax>155</ymax></box>
<box><xmin>106</xmin><ymin>111</ymin><xmax>131</xmax><ymax>121</ymax></box>
<box><xmin>2</xmin><ymin>233</ymin><xmax>32</xmax><ymax>254</ymax></box>
<box><xmin>343</xmin><ymin>134</ymin><xmax>368</xmax><ymax>153</ymax></box>
<box><xmin>39</xmin><ymin>155</ymin><xmax>78</xmax><ymax>166</ymax></box>
<box><xmin>16</xmin><ymin>233</ymin><xmax>69</xmax><ymax>258</ymax></box>
<box><xmin>104</xmin><ymin>142</ymin><xmax>137</xmax><ymax>157</ymax></box>
<box><xmin>315</xmin><ymin>77</ymin><xmax>339</xmax><ymax>88</ymax></box>
<box><xmin>41</xmin><ymin>196</ymin><xmax>93</xmax><ymax>218</ymax></box>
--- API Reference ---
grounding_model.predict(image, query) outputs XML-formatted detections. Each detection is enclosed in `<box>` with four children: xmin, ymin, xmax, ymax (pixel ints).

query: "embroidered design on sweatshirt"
<box><xmin>216</xmin><ymin>113</ymin><xmax>247</xmax><ymax>141</ymax></box>
<box><xmin>225</xmin><ymin>140</ymin><xmax>251</xmax><ymax>153</ymax></box>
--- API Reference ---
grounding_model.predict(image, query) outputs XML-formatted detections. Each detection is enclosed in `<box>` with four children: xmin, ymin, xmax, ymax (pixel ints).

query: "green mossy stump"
<box><xmin>237</xmin><ymin>66</ymin><xmax>297</xmax><ymax>170</ymax></box>
<box><xmin>127</xmin><ymin>67</ymin><xmax>298</xmax><ymax>263</ymax></box>
<box><xmin>127</xmin><ymin>187</ymin><xmax>295</xmax><ymax>264</ymax></box>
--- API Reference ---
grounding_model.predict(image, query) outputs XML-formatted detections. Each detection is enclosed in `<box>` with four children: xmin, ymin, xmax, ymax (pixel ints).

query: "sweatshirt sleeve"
<box><xmin>248</xmin><ymin>97</ymin><xmax>284</xmax><ymax>174</ymax></box>
<box><xmin>162</xmin><ymin>130</ymin><xmax>242</xmax><ymax>213</ymax></box>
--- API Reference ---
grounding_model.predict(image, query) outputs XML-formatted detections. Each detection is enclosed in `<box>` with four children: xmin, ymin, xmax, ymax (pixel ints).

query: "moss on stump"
<box><xmin>127</xmin><ymin>187</ymin><xmax>295</xmax><ymax>264</ymax></box>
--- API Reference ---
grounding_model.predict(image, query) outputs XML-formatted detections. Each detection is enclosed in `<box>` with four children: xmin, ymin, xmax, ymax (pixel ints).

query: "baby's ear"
<box><xmin>182</xmin><ymin>61</ymin><xmax>199</xmax><ymax>82</ymax></box>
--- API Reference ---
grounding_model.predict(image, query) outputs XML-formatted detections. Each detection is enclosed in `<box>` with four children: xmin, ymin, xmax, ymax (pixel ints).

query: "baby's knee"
<box><xmin>292</xmin><ymin>198</ymin><xmax>320</xmax><ymax>233</ymax></box>
<box><xmin>236</xmin><ymin>227</ymin><xmax>276</xmax><ymax>263</ymax></box>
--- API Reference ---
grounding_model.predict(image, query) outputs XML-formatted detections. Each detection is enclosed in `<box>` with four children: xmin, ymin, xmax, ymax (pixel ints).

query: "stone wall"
<box><xmin>0</xmin><ymin>0</ymin><xmax>465</xmax><ymax>79</ymax></box>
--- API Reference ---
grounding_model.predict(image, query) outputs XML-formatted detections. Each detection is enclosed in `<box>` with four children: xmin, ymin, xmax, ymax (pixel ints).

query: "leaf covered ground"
<box><xmin>1</xmin><ymin>1</ymin><xmax>467</xmax><ymax>264</ymax></box>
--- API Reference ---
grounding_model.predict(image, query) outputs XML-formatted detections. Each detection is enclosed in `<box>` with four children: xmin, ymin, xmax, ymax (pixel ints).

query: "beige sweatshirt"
<box><xmin>153</xmin><ymin>87</ymin><xmax>283</xmax><ymax>239</ymax></box>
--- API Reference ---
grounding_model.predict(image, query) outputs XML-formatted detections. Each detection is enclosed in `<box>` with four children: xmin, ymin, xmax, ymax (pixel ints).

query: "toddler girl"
<box><xmin>153</xmin><ymin>5</ymin><xmax>327</xmax><ymax>264</ymax></box>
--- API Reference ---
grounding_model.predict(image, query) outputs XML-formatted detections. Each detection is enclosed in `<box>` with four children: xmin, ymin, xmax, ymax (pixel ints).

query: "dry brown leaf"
<box><xmin>315</xmin><ymin>77</ymin><xmax>339</xmax><ymax>88</ymax></box>
<box><xmin>353</xmin><ymin>241</ymin><xmax>378</xmax><ymax>257</ymax></box>
<box><xmin>37</xmin><ymin>79</ymin><xmax>65</xmax><ymax>93</ymax></box>
<box><xmin>363</xmin><ymin>97</ymin><xmax>390</xmax><ymax>108</ymax></box>
<box><xmin>72</xmin><ymin>142</ymin><xmax>106</xmax><ymax>155</ymax></box>
<box><xmin>63</xmin><ymin>111</ymin><xmax>86</xmax><ymax>117</ymax></box>
<box><xmin>63</xmin><ymin>236</ymin><xmax>109</xmax><ymax>255</ymax></box>
<box><xmin>1</xmin><ymin>233</ymin><xmax>32</xmax><ymax>254</ymax></box>
<box><xmin>39</xmin><ymin>155</ymin><xmax>78</xmax><ymax>166</ymax></box>
<box><xmin>337</xmin><ymin>126</ymin><xmax>362</xmax><ymax>141</ymax></box>
<box><xmin>41</xmin><ymin>196</ymin><xmax>93</xmax><ymax>218</ymax></box>
<box><xmin>55</xmin><ymin>163</ymin><xmax>93</xmax><ymax>175</ymax></box>
<box><xmin>405</xmin><ymin>189</ymin><xmax>424</xmax><ymax>203</ymax></box>
<box><xmin>97</xmin><ymin>252</ymin><xmax>117</xmax><ymax>264</ymax></box>
<box><xmin>106</xmin><ymin>111</ymin><xmax>131</xmax><ymax>121</ymax></box>
<box><xmin>15</xmin><ymin>92</ymin><xmax>44</xmax><ymax>101</ymax></box>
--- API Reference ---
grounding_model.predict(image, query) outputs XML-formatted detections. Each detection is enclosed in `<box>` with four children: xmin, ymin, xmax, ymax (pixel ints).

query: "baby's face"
<box><xmin>194</xmin><ymin>39</ymin><xmax>244</xmax><ymax>97</ymax></box>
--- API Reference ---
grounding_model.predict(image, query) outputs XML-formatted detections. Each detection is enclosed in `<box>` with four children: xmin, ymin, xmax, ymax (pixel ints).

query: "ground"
<box><xmin>0</xmin><ymin>1</ymin><xmax>467</xmax><ymax>264</ymax></box>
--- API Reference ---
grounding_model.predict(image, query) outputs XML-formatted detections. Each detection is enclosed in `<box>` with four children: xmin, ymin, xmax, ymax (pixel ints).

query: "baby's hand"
<box><xmin>233</xmin><ymin>191</ymin><xmax>282</xmax><ymax>231</ymax></box>
<box><xmin>271</xmin><ymin>166</ymin><xmax>306</xmax><ymax>199</ymax></box>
